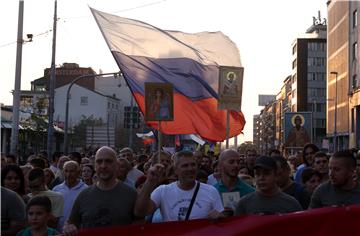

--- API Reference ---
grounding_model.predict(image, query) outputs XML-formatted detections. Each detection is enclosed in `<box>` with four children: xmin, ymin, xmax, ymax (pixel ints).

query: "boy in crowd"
<box><xmin>17</xmin><ymin>196</ymin><xmax>59</xmax><ymax>236</ymax></box>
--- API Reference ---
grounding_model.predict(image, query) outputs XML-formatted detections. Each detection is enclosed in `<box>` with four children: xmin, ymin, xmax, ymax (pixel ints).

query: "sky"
<box><xmin>0</xmin><ymin>0</ymin><xmax>328</xmax><ymax>143</ymax></box>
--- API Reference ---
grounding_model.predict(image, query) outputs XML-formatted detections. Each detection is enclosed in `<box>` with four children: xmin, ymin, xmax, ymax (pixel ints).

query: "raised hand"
<box><xmin>147</xmin><ymin>163</ymin><xmax>165</xmax><ymax>184</ymax></box>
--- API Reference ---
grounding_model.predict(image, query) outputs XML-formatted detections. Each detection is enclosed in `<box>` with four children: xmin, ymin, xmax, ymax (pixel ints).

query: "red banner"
<box><xmin>78</xmin><ymin>205</ymin><xmax>359</xmax><ymax>236</ymax></box>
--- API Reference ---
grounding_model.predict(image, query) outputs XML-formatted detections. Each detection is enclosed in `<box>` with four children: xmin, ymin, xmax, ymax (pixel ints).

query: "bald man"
<box><xmin>53</xmin><ymin>161</ymin><xmax>88</xmax><ymax>231</ymax></box>
<box><xmin>63</xmin><ymin>146</ymin><xmax>137</xmax><ymax>236</ymax></box>
<box><xmin>214</xmin><ymin>149</ymin><xmax>255</xmax><ymax>215</ymax></box>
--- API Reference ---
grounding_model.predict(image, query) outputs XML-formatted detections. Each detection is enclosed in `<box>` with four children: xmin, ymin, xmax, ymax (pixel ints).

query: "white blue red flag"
<box><xmin>91</xmin><ymin>8</ymin><xmax>245</xmax><ymax>141</ymax></box>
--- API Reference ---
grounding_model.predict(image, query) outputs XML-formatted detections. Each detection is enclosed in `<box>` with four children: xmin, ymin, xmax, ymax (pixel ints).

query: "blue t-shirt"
<box><xmin>17</xmin><ymin>227</ymin><xmax>58</xmax><ymax>236</ymax></box>
<box><xmin>214</xmin><ymin>177</ymin><xmax>255</xmax><ymax>210</ymax></box>
<box><xmin>294</xmin><ymin>164</ymin><xmax>306</xmax><ymax>184</ymax></box>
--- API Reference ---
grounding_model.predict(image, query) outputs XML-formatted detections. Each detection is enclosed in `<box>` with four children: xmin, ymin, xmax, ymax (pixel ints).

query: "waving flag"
<box><xmin>90</xmin><ymin>8</ymin><xmax>245</xmax><ymax>141</ymax></box>
<box><xmin>136</xmin><ymin>131</ymin><xmax>156</xmax><ymax>145</ymax></box>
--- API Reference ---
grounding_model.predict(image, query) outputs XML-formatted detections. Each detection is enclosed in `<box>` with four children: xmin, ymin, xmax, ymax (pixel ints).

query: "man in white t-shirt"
<box><xmin>135</xmin><ymin>151</ymin><xmax>224</xmax><ymax>221</ymax></box>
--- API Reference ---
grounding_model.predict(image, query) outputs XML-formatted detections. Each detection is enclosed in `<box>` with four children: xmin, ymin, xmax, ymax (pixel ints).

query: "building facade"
<box><xmin>349</xmin><ymin>1</ymin><xmax>360</xmax><ymax>148</ymax></box>
<box><xmin>275</xmin><ymin>76</ymin><xmax>292</xmax><ymax>150</ymax></box>
<box><xmin>253</xmin><ymin>114</ymin><xmax>260</xmax><ymax>152</ymax></box>
<box><xmin>256</xmin><ymin>101</ymin><xmax>276</xmax><ymax>155</ymax></box>
<box><xmin>54</xmin><ymin>83</ymin><xmax>120</xmax><ymax>127</ymax></box>
<box><xmin>31</xmin><ymin>63</ymin><xmax>96</xmax><ymax>91</ymax></box>
<box><xmin>290</xmin><ymin>14</ymin><xmax>327</xmax><ymax>149</ymax></box>
<box><xmin>327</xmin><ymin>0</ymin><xmax>360</xmax><ymax>150</ymax></box>
<box><xmin>94</xmin><ymin>74</ymin><xmax>143</xmax><ymax>128</ymax></box>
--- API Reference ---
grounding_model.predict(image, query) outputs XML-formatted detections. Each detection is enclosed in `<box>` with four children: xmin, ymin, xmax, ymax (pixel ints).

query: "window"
<box><xmin>353</xmin><ymin>74</ymin><xmax>358</xmax><ymax>88</ymax></box>
<box><xmin>308</xmin><ymin>88</ymin><xmax>316</xmax><ymax>97</ymax></box>
<box><xmin>307</xmin><ymin>73</ymin><xmax>316</xmax><ymax>81</ymax></box>
<box><xmin>311</xmin><ymin>43</ymin><xmax>315</xmax><ymax>51</ymax></box>
<box><xmin>354</xmin><ymin>10</ymin><xmax>358</xmax><ymax>28</ymax></box>
<box><xmin>292</xmin><ymin>59</ymin><xmax>297</xmax><ymax>69</ymax></box>
<box><xmin>307</xmin><ymin>103</ymin><xmax>313</xmax><ymax>111</ymax></box>
<box><xmin>80</xmin><ymin>96</ymin><xmax>88</xmax><ymax>105</ymax></box>
<box><xmin>315</xmin><ymin>88</ymin><xmax>325</xmax><ymax>97</ymax></box>
<box><xmin>292</xmin><ymin>44</ymin><xmax>297</xmax><ymax>55</ymax></box>
<box><xmin>318</xmin><ymin>43</ymin><xmax>326</xmax><ymax>52</ymax></box>
<box><xmin>316</xmin><ymin>57</ymin><xmax>325</xmax><ymax>66</ymax></box>
<box><xmin>308</xmin><ymin>58</ymin><xmax>314</xmax><ymax>66</ymax></box>
<box><xmin>293</xmin><ymin>74</ymin><xmax>297</xmax><ymax>83</ymax></box>
<box><xmin>317</xmin><ymin>103</ymin><xmax>325</xmax><ymax>112</ymax></box>
<box><xmin>35</xmin><ymin>85</ymin><xmax>46</xmax><ymax>91</ymax></box>
<box><xmin>317</xmin><ymin>73</ymin><xmax>325</xmax><ymax>81</ymax></box>
<box><xmin>316</xmin><ymin>119</ymin><xmax>326</xmax><ymax>128</ymax></box>
<box><xmin>308</xmin><ymin>88</ymin><xmax>325</xmax><ymax>97</ymax></box>
<box><xmin>308</xmin><ymin>42</ymin><xmax>317</xmax><ymax>52</ymax></box>
<box><xmin>353</xmin><ymin>42</ymin><xmax>358</xmax><ymax>60</ymax></box>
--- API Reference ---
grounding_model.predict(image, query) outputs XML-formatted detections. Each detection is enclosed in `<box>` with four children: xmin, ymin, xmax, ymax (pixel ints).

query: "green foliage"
<box><xmin>237</xmin><ymin>141</ymin><xmax>256</xmax><ymax>154</ymax></box>
<box><xmin>71</xmin><ymin>115</ymin><xmax>103</xmax><ymax>149</ymax></box>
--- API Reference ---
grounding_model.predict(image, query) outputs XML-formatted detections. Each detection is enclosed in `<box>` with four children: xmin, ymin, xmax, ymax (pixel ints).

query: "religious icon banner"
<box><xmin>145</xmin><ymin>83</ymin><xmax>174</xmax><ymax>121</ymax></box>
<box><xmin>284</xmin><ymin>112</ymin><xmax>313</xmax><ymax>148</ymax></box>
<box><xmin>218</xmin><ymin>66</ymin><xmax>244</xmax><ymax>111</ymax></box>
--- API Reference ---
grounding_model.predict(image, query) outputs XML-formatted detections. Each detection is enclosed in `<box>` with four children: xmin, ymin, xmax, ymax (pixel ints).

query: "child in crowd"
<box><xmin>17</xmin><ymin>196</ymin><xmax>59</xmax><ymax>236</ymax></box>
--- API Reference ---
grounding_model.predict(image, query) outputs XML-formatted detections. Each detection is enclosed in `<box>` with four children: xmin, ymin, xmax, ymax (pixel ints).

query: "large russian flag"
<box><xmin>90</xmin><ymin>8</ymin><xmax>245</xmax><ymax>141</ymax></box>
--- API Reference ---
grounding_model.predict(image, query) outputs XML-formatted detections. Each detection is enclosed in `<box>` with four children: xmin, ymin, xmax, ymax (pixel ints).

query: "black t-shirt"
<box><xmin>69</xmin><ymin>182</ymin><xmax>137</xmax><ymax>228</ymax></box>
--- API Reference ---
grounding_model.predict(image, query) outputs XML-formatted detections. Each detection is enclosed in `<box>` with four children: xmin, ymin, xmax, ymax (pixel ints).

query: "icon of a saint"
<box><xmin>149</xmin><ymin>88</ymin><xmax>170</xmax><ymax>120</ymax></box>
<box><xmin>285</xmin><ymin>115</ymin><xmax>311</xmax><ymax>147</ymax></box>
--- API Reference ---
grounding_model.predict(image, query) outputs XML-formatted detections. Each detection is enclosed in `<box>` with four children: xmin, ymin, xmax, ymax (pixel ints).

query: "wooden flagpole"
<box><xmin>157</xmin><ymin>120</ymin><xmax>161</xmax><ymax>163</ymax></box>
<box><xmin>226</xmin><ymin>110</ymin><xmax>230</xmax><ymax>148</ymax></box>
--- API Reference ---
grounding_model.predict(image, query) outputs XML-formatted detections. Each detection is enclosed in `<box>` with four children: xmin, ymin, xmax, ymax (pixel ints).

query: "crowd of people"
<box><xmin>1</xmin><ymin>143</ymin><xmax>360</xmax><ymax>236</ymax></box>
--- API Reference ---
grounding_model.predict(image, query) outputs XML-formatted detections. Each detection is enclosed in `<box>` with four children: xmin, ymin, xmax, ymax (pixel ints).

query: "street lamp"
<box><xmin>330</xmin><ymin>71</ymin><xmax>338</xmax><ymax>152</ymax></box>
<box><xmin>63</xmin><ymin>72</ymin><xmax>120</xmax><ymax>154</ymax></box>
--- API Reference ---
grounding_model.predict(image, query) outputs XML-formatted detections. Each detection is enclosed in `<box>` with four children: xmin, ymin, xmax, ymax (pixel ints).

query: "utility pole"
<box><xmin>10</xmin><ymin>0</ymin><xmax>24</xmax><ymax>155</ymax></box>
<box><xmin>47</xmin><ymin>0</ymin><xmax>57</xmax><ymax>160</ymax></box>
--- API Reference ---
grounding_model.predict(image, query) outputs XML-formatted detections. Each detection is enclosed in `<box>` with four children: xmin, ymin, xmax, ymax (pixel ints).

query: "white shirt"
<box><xmin>127</xmin><ymin>168</ymin><xmax>144</xmax><ymax>183</ymax></box>
<box><xmin>151</xmin><ymin>181</ymin><xmax>224</xmax><ymax>221</ymax></box>
<box><xmin>53</xmin><ymin>180</ymin><xmax>88</xmax><ymax>231</ymax></box>
<box><xmin>207</xmin><ymin>173</ymin><xmax>219</xmax><ymax>186</ymax></box>
<box><xmin>50</xmin><ymin>165</ymin><xmax>59</xmax><ymax>175</ymax></box>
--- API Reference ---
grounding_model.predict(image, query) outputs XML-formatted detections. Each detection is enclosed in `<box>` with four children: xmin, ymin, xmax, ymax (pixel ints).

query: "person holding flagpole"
<box><xmin>135</xmin><ymin>151</ymin><xmax>224</xmax><ymax>221</ymax></box>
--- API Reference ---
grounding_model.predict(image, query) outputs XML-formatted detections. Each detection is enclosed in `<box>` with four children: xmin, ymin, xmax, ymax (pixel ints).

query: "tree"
<box><xmin>71</xmin><ymin>115</ymin><xmax>103</xmax><ymax>151</ymax></box>
<box><xmin>237</xmin><ymin>141</ymin><xmax>256</xmax><ymax>154</ymax></box>
<box><xmin>20</xmin><ymin>96</ymin><xmax>49</xmax><ymax>156</ymax></box>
